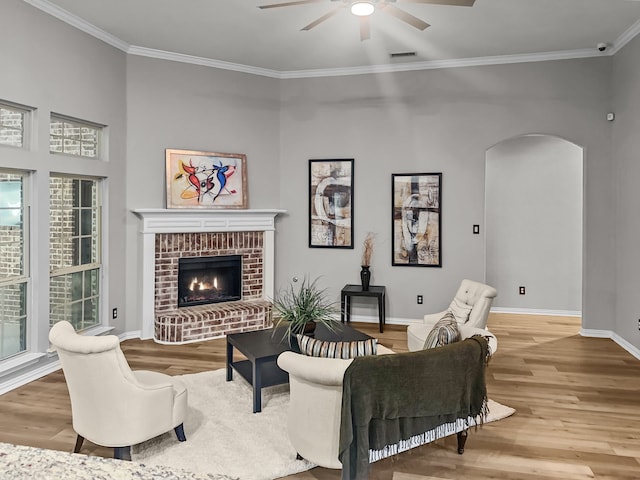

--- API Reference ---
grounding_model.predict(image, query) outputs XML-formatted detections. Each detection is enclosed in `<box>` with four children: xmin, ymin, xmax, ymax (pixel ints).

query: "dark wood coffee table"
<box><xmin>226</xmin><ymin>322</ymin><xmax>372</xmax><ymax>413</ymax></box>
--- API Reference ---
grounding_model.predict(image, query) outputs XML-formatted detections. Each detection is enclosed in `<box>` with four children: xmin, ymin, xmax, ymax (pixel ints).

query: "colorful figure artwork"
<box><xmin>166</xmin><ymin>149</ymin><xmax>247</xmax><ymax>209</ymax></box>
<box><xmin>392</xmin><ymin>173</ymin><xmax>441</xmax><ymax>267</ymax></box>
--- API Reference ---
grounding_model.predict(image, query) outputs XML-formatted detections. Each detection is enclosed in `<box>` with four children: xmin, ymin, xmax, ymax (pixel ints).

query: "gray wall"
<box><xmin>0</xmin><ymin>0</ymin><xmax>128</xmax><ymax>352</ymax></box>
<box><xmin>486</xmin><ymin>135</ymin><xmax>583</xmax><ymax>312</ymax></box>
<box><xmin>278</xmin><ymin>60</ymin><xmax>614</xmax><ymax>326</ymax></box>
<box><xmin>613</xmin><ymin>34</ymin><xmax>640</xmax><ymax>348</ymax></box>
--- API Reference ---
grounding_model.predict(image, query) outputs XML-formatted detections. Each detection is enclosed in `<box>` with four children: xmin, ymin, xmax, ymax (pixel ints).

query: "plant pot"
<box><xmin>360</xmin><ymin>265</ymin><xmax>371</xmax><ymax>291</ymax></box>
<box><xmin>303</xmin><ymin>320</ymin><xmax>316</xmax><ymax>335</ymax></box>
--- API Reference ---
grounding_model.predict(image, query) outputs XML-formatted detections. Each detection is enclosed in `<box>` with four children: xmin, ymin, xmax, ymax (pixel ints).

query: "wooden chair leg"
<box><xmin>174</xmin><ymin>423</ymin><xmax>187</xmax><ymax>442</ymax></box>
<box><xmin>457</xmin><ymin>430</ymin><xmax>468</xmax><ymax>454</ymax></box>
<box><xmin>114</xmin><ymin>446</ymin><xmax>131</xmax><ymax>461</ymax></box>
<box><xmin>73</xmin><ymin>434</ymin><xmax>84</xmax><ymax>454</ymax></box>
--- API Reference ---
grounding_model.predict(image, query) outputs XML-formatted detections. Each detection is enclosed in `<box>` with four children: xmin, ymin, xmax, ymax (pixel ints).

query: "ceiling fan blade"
<box><xmin>360</xmin><ymin>16</ymin><xmax>370</xmax><ymax>41</ymax></box>
<box><xmin>380</xmin><ymin>4</ymin><xmax>430</xmax><ymax>30</ymax></box>
<box><xmin>398</xmin><ymin>0</ymin><xmax>475</xmax><ymax>6</ymax></box>
<box><xmin>301</xmin><ymin>7</ymin><xmax>342</xmax><ymax>31</ymax></box>
<box><xmin>258</xmin><ymin>0</ymin><xmax>325</xmax><ymax>9</ymax></box>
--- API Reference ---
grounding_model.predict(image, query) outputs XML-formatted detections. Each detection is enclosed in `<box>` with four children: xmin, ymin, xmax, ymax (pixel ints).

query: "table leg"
<box><xmin>252</xmin><ymin>359</ymin><xmax>262</xmax><ymax>413</ymax></box>
<box><xmin>341</xmin><ymin>291</ymin><xmax>346</xmax><ymax>324</ymax></box>
<box><xmin>345</xmin><ymin>296</ymin><xmax>351</xmax><ymax>324</ymax></box>
<box><xmin>378</xmin><ymin>292</ymin><xmax>385</xmax><ymax>333</ymax></box>
<box><xmin>226</xmin><ymin>340</ymin><xmax>233</xmax><ymax>381</ymax></box>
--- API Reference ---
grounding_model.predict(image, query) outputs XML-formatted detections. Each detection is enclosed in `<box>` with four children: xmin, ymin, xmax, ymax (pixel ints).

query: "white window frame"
<box><xmin>50</xmin><ymin>113</ymin><xmax>103</xmax><ymax>160</ymax></box>
<box><xmin>49</xmin><ymin>175</ymin><xmax>103</xmax><ymax>332</ymax></box>
<box><xmin>0</xmin><ymin>169</ymin><xmax>30</xmax><ymax>362</ymax></box>
<box><xmin>0</xmin><ymin>101</ymin><xmax>30</xmax><ymax>150</ymax></box>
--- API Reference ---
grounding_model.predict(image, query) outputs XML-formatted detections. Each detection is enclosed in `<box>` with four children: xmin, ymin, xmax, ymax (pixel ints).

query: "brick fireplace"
<box><xmin>133</xmin><ymin>209</ymin><xmax>284</xmax><ymax>343</ymax></box>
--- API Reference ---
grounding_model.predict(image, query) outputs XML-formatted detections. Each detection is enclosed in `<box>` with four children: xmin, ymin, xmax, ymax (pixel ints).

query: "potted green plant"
<box><xmin>272</xmin><ymin>276</ymin><xmax>338</xmax><ymax>341</ymax></box>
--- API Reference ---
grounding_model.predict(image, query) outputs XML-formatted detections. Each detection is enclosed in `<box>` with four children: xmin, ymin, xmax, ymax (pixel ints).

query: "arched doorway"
<box><xmin>485</xmin><ymin>135</ymin><xmax>583</xmax><ymax>314</ymax></box>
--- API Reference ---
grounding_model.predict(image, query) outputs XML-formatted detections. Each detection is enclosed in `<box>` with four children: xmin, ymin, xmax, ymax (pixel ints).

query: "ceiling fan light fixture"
<box><xmin>351</xmin><ymin>1</ymin><xmax>375</xmax><ymax>17</ymax></box>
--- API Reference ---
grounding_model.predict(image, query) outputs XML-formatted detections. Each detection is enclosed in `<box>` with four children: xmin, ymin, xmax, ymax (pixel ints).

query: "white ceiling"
<box><xmin>27</xmin><ymin>0</ymin><xmax>640</xmax><ymax>77</ymax></box>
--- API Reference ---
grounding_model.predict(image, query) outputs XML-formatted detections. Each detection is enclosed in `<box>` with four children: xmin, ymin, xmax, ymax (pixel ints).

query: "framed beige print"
<box><xmin>165</xmin><ymin>149</ymin><xmax>248</xmax><ymax>209</ymax></box>
<box><xmin>392</xmin><ymin>173</ymin><xmax>441</xmax><ymax>267</ymax></box>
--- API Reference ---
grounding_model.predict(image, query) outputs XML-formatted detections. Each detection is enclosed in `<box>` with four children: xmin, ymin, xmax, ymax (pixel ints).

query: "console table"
<box><xmin>340</xmin><ymin>284</ymin><xmax>386</xmax><ymax>333</ymax></box>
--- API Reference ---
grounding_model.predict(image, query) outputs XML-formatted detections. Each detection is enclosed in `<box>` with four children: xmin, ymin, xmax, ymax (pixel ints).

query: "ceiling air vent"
<box><xmin>390</xmin><ymin>51</ymin><xmax>417</xmax><ymax>58</ymax></box>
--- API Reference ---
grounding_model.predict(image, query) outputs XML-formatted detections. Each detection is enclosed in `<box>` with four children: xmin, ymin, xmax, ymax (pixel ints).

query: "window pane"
<box><xmin>50</xmin><ymin>137</ymin><xmax>63</xmax><ymax>153</ymax></box>
<box><xmin>0</xmin><ymin>106</ymin><xmax>24</xmax><ymax>148</ymax></box>
<box><xmin>80</xmin><ymin>209</ymin><xmax>92</xmax><ymax>236</ymax></box>
<box><xmin>80</xmin><ymin>180</ymin><xmax>94</xmax><ymax>207</ymax></box>
<box><xmin>0</xmin><ymin>174</ymin><xmax>24</xmax><ymax>279</ymax></box>
<box><xmin>50</xmin><ymin>115</ymin><xmax>100</xmax><ymax>159</ymax></box>
<box><xmin>50</xmin><ymin>120</ymin><xmax>64</xmax><ymax>136</ymax></box>
<box><xmin>0</xmin><ymin>282</ymin><xmax>27</xmax><ymax>360</ymax></box>
<box><xmin>63</xmin><ymin>139</ymin><xmax>81</xmax><ymax>156</ymax></box>
<box><xmin>0</xmin><ymin>127</ymin><xmax>22</xmax><ymax>147</ymax></box>
<box><xmin>50</xmin><ymin>176</ymin><xmax>100</xmax><ymax>271</ymax></box>
<box><xmin>64</xmin><ymin>123</ymin><xmax>81</xmax><ymax>139</ymax></box>
<box><xmin>50</xmin><ymin>269</ymin><xmax>99</xmax><ymax>331</ymax></box>
<box><xmin>80</xmin><ymin>237</ymin><xmax>92</xmax><ymax>264</ymax></box>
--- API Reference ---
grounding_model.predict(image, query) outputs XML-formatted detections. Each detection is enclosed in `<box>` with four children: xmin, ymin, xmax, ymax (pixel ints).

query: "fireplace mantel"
<box><xmin>132</xmin><ymin>208</ymin><xmax>285</xmax><ymax>340</ymax></box>
<box><xmin>132</xmin><ymin>208</ymin><xmax>285</xmax><ymax>234</ymax></box>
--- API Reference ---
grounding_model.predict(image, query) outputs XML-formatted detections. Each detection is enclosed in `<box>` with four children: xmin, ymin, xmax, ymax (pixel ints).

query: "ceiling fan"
<box><xmin>258</xmin><ymin>0</ymin><xmax>475</xmax><ymax>41</ymax></box>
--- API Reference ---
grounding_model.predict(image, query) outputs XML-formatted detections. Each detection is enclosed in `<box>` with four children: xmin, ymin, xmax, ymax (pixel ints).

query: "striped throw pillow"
<box><xmin>423</xmin><ymin>312</ymin><xmax>461</xmax><ymax>349</ymax></box>
<box><xmin>296</xmin><ymin>334</ymin><xmax>377</xmax><ymax>359</ymax></box>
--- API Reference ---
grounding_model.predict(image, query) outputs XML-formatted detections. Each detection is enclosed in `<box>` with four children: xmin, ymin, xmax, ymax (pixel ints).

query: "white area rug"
<box><xmin>483</xmin><ymin>398</ymin><xmax>516</xmax><ymax>424</ymax></box>
<box><xmin>131</xmin><ymin>369</ymin><xmax>515</xmax><ymax>480</ymax></box>
<box><xmin>132</xmin><ymin>369</ymin><xmax>313</xmax><ymax>480</ymax></box>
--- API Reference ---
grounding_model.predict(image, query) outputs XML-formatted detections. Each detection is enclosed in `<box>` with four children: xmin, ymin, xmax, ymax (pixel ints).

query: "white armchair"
<box><xmin>407</xmin><ymin>279</ymin><xmax>497</xmax><ymax>352</ymax></box>
<box><xmin>277</xmin><ymin>345</ymin><xmax>394</xmax><ymax>469</ymax></box>
<box><xmin>49</xmin><ymin>321</ymin><xmax>188</xmax><ymax>460</ymax></box>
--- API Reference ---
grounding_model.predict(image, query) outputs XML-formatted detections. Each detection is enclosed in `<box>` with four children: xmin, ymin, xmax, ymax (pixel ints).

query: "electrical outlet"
<box><xmin>519</xmin><ymin>286</ymin><xmax>526</xmax><ymax>295</ymax></box>
<box><xmin>112</xmin><ymin>308</ymin><xmax>118</xmax><ymax>319</ymax></box>
<box><xmin>417</xmin><ymin>295</ymin><xmax>423</xmax><ymax>305</ymax></box>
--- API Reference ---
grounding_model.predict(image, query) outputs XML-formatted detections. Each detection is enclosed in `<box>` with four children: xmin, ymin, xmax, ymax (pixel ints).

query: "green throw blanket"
<box><xmin>338</xmin><ymin>335</ymin><xmax>489</xmax><ymax>480</ymax></box>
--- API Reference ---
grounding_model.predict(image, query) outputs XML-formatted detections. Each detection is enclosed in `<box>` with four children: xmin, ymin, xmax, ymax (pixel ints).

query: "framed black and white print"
<box><xmin>392</xmin><ymin>173</ymin><xmax>442</xmax><ymax>267</ymax></box>
<box><xmin>309</xmin><ymin>159</ymin><xmax>354</xmax><ymax>248</ymax></box>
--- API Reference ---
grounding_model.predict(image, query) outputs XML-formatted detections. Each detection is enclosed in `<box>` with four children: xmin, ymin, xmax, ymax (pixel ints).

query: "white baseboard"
<box><xmin>345</xmin><ymin>314</ymin><xmax>417</xmax><ymax>326</ymax></box>
<box><xmin>490</xmin><ymin>307</ymin><xmax>582</xmax><ymax>317</ymax></box>
<box><xmin>118</xmin><ymin>330</ymin><xmax>142</xmax><ymax>341</ymax></box>
<box><xmin>0</xmin><ymin>359</ymin><xmax>61</xmax><ymax>396</ymax></box>
<box><xmin>581</xmin><ymin>328</ymin><xmax>640</xmax><ymax>360</ymax></box>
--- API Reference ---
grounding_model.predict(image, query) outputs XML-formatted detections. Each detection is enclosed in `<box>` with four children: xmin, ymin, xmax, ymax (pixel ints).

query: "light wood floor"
<box><xmin>1</xmin><ymin>313</ymin><xmax>639</xmax><ymax>479</ymax></box>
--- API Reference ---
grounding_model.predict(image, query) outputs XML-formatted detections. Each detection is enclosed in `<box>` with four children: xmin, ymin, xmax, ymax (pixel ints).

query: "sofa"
<box><xmin>277</xmin><ymin>335</ymin><xmax>492</xmax><ymax>479</ymax></box>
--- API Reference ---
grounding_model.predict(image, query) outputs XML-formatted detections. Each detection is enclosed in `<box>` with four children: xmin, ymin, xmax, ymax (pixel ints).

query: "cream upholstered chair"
<box><xmin>49</xmin><ymin>321</ymin><xmax>188</xmax><ymax>460</ymax></box>
<box><xmin>407</xmin><ymin>279</ymin><xmax>497</xmax><ymax>352</ymax></box>
<box><xmin>277</xmin><ymin>345</ymin><xmax>394</xmax><ymax>469</ymax></box>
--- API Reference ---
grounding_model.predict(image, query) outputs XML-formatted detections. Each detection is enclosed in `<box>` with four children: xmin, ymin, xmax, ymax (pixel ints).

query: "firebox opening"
<box><xmin>177</xmin><ymin>255</ymin><xmax>242</xmax><ymax>308</ymax></box>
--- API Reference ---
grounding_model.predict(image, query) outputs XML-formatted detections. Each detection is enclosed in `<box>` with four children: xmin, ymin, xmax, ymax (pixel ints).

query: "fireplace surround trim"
<box><xmin>132</xmin><ymin>208</ymin><xmax>285</xmax><ymax>340</ymax></box>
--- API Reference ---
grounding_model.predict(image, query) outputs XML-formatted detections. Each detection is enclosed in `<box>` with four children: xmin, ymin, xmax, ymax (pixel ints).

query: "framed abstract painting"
<box><xmin>392</xmin><ymin>173</ymin><xmax>442</xmax><ymax>267</ymax></box>
<box><xmin>165</xmin><ymin>149</ymin><xmax>247</xmax><ymax>209</ymax></box>
<box><xmin>309</xmin><ymin>159</ymin><xmax>354</xmax><ymax>248</ymax></box>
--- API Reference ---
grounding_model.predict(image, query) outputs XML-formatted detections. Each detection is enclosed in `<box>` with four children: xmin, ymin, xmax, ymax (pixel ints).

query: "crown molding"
<box><xmin>279</xmin><ymin>49</ymin><xmax>605</xmax><ymax>79</ymax></box>
<box><xmin>610</xmin><ymin>17</ymin><xmax>640</xmax><ymax>54</ymax></box>
<box><xmin>23</xmin><ymin>0</ymin><xmax>129</xmax><ymax>52</ymax></box>
<box><xmin>126</xmin><ymin>46</ymin><xmax>282</xmax><ymax>79</ymax></box>
<box><xmin>25</xmin><ymin>0</ymin><xmax>638</xmax><ymax>80</ymax></box>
